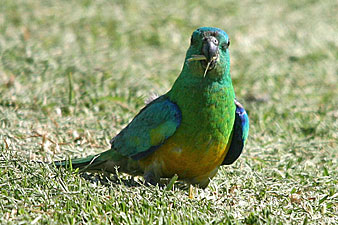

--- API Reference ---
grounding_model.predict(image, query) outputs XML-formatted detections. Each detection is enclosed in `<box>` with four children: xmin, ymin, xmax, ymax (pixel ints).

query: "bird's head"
<box><xmin>184</xmin><ymin>27</ymin><xmax>231</xmax><ymax>80</ymax></box>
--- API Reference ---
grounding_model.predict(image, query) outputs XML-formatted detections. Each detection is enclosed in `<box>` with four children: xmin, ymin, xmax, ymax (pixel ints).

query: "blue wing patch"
<box><xmin>222</xmin><ymin>99</ymin><xmax>249</xmax><ymax>165</ymax></box>
<box><xmin>110</xmin><ymin>96</ymin><xmax>181</xmax><ymax>160</ymax></box>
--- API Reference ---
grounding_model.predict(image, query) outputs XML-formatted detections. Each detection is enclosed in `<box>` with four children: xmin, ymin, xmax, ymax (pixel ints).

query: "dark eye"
<box><xmin>190</xmin><ymin>35</ymin><xmax>195</xmax><ymax>45</ymax></box>
<box><xmin>222</xmin><ymin>39</ymin><xmax>230</xmax><ymax>50</ymax></box>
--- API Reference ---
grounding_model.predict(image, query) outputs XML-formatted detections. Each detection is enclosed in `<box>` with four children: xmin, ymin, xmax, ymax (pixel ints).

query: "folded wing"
<box><xmin>110</xmin><ymin>96</ymin><xmax>182</xmax><ymax>160</ymax></box>
<box><xmin>222</xmin><ymin>99</ymin><xmax>249</xmax><ymax>165</ymax></box>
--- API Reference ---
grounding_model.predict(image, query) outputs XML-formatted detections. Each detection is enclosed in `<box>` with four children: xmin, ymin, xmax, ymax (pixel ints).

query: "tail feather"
<box><xmin>53</xmin><ymin>153</ymin><xmax>106</xmax><ymax>171</ymax></box>
<box><xmin>52</xmin><ymin>149</ymin><xmax>128</xmax><ymax>173</ymax></box>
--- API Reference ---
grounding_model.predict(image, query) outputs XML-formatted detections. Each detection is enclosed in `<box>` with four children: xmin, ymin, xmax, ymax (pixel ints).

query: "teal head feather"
<box><xmin>182</xmin><ymin>27</ymin><xmax>231</xmax><ymax>81</ymax></box>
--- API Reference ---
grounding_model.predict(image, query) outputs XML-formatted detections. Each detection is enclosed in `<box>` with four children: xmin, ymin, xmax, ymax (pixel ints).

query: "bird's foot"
<box><xmin>144</xmin><ymin>171</ymin><xmax>161</xmax><ymax>187</ymax></box>
<box><xmin>189</xmin><ymin>184</ymin><xmax>195</xmax><ymax>199</ymax></box>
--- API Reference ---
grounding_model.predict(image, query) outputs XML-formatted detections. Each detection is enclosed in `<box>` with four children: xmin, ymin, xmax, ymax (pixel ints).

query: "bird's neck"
<box><xmin>166</xmin><ymin>68</ymin><xmax>235</xmax><ymax>116</ymax></box>
<box><xmin>167</xmin><ymin>66</ymin><xmax>234</xmax><ymax>102</ymax></box>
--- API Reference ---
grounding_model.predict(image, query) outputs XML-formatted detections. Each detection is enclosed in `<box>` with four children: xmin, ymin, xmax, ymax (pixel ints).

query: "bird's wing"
<box><xmin>222</xmin><ymin>99</ymin><xmax>249</xmax><ymax>165</ymax></box>
<box><xmin>110</xmin><ymin>96</ymin><xmax>182</xmax><ymax>160</ymax></box>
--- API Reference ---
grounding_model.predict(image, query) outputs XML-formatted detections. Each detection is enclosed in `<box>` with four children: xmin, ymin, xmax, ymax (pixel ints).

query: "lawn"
<box><xmin>0</xmin><ymin>0</ymin><xmax>337</xmax><ymax>224</ymax></box>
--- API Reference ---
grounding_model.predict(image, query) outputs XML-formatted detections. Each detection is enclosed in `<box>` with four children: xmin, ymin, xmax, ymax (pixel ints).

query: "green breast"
<box><xmin>167</xmin><ymin>75</ymin><xmax>235</xmax><ymax>154</ymax></box>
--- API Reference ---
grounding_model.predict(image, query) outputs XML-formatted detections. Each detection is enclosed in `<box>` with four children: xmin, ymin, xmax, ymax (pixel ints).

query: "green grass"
<box><xmin>0</xmin><ymin>0</ymin><xmax>337</xmax><ymax>224</ymax></box>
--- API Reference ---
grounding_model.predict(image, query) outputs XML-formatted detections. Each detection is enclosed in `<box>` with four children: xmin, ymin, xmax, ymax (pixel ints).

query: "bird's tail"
<box><xmin>52</xmin><ymin>150</ymin><xmax>113</xmax><ymax>172</ymax></box>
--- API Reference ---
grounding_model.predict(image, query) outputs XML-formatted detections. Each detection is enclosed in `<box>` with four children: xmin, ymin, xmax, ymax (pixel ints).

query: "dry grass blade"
<box><xmin>187</xmin><ymin>55</ymin><xmax>207</xmax><ymax>62</ymax></box>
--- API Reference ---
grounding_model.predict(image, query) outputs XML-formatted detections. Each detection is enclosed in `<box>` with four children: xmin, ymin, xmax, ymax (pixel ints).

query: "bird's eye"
<box><xmin>190</xmin><ymin>36</ymin><xmax>195</xmax><ymax>45</ymax></box>
<box><xmin>222</xmin><ymin>39</ymin><xmax>230</xmax><ymax>50</ymax></box>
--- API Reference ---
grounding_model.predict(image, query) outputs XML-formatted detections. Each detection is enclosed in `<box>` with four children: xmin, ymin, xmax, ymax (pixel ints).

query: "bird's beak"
<box><xmin>202</xmin><ymin>37</ymin><xmax>218</xmax><ymax>62</ymax></box>
<box><xmin>186</xmin><ymin>36</ymin><xmax>219</xmax><ymax>77</ymax></box>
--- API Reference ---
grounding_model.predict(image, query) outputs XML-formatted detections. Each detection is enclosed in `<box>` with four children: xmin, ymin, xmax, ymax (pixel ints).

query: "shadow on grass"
<box><xmin>79</xmin><ymin>172</ymin><xmax>190</xmax><ymax>191</ymax></box>
<box><xmin>80</xmin><ymin>172</ymin><xmax>143</xmax><ymax>188</ymax></box>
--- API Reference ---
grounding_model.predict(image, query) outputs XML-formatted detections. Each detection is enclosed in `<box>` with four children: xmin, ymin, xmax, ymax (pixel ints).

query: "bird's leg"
<box><xmin>143</xmin><ymin>170</ymin><xmax>160</xmax><ymax>186</ymax></box>
<box><xmin>189</xmin><ymin>184</ymin><xmax>195</xmax><ymax>199</ymax></box>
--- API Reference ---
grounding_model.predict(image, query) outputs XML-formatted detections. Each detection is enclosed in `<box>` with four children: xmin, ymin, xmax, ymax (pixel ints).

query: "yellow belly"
<box><xmin>139</xmin><ymin>129</ymin><xmax>232</xmax><ymax>186</ymax></box>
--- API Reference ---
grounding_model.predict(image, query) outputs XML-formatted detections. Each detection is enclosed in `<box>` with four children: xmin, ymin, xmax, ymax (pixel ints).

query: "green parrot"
<box><xmin>55</xmin><ymin>27</ymin><xmax>249</xmax><ymax>189</ymax></box>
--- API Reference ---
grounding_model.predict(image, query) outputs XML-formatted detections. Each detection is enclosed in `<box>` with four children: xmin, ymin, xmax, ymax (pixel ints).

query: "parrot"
<box><xmin>54</xmin><ymin>27</ymin><xmax>249</xmax><ymax>189</ymax></box>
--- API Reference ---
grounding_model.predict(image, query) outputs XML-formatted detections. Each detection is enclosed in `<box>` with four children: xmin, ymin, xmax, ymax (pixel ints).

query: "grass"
<box><xmin>0</xmin><ymin>0</ymin><xmax>337</xmax><ymax>224</ymax></box>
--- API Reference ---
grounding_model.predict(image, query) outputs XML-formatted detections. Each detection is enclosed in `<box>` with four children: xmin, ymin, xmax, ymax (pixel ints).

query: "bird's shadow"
<box><xmin>79</xmin><ymin>172</ymin><xmax>190</xmax><ymax>191</ymax></box>
<box><xmin>80</xmin><ymin>172</ymin><xmax>142</xmax><ymax>188</ymax></box>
